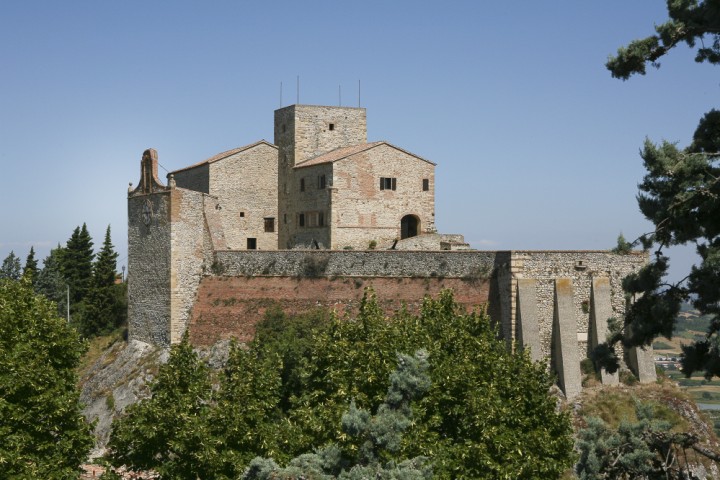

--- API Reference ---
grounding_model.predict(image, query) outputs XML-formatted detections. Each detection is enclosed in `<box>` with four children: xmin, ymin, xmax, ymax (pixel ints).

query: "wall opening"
<box><xmin>401</xmin><ymin>215</ymin><xmax>420</xmax><ymax>239</ymax></box>
<box><xmin>247</xmin><ymin>238</ymin><xmax>257</xmax><ymax>249</ymax></box>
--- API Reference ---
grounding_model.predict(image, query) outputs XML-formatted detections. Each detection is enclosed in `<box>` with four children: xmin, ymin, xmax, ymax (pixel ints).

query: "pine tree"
<box><xmin>0</xmin><ymin>251</ymin><xmax>22</xmax><ymax>281</ymax></box>
<box><xmin>81</xmin><ymin>226</ymin><xmax>122</xmax><ymax>337</ymax></box>
<box><xmin>22</xmin><ymin>246</ymin><xmax>38</xmax><ymax>285</ymax></box>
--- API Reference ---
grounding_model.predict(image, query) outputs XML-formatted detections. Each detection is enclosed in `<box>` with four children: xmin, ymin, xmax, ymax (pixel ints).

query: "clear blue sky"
<box><xmin>0</xmin><ymin>1</ymin><xmax>713</xmax><ymax>281</ymax></box>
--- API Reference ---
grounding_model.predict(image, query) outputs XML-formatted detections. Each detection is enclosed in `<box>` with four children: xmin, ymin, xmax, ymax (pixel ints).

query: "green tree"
<box><xmin>0</xmin><ymin>278</ymin><xmax>93</xmax><ymax>478</ymax></box>
<box><xmin>243</xmin><ymin>351</ymin><xmax>433</xmax><ymax>480</ymax></box>
<box><xmin>598</xmin><ymin>1</ymin><xmax>720</xmax><ymax>377</ymax></box>
<box><xmin>82</xmin><ymin>226</ymin><xmax>124</xmax><ymax>337</ymax></box>
<box><xmin>108</xmin><ymin>333</ymin><xmax>216</xmax><ymax>479</ymax></box>
<box><xmin>62</xmin><ymin>224</ymin><xmax>94</xmax><ymax>306</ymax></box>
<box><xmin>576</xmin><ymin>400</ymin><xmax>708</xmax><ymax>479</ymax></box>
<box><xmin>35</xmin><ymin>245</ymin><xmax>68</xmax><ymax>318</ymax></box>
<box><xmin>22</xmin><ymin>246</ymin><xmax>38</xmax><ymax>284</ymax></box>
<box><xmin>284</xmin><ymin>290</ymin><xmax>575</xmax><ymax>479</ymax></box>
<box><xmin>0</xmin><ymin>251</ymin><xmax>22</xmax><ymax>281</ymax></box>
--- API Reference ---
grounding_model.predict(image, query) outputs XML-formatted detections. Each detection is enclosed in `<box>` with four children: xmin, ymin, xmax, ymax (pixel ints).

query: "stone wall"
<box><xmin>503</xmin><ymin>251</ymin><xmax>647</xmax><ymax>358</ymax></box>
<box><xmin>329</xmin><ymin>144</ymin><xmax>435</xmax><ymax>249</ymax></box>
<box><xmin>127</xmin><ymin>192</ymin><xmax>172</xmax><ymax>346</ymax></box>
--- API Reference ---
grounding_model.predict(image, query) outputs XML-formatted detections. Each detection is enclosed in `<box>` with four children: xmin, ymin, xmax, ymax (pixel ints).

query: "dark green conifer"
<box><xmin>22</xmin><ymin>246</ymin><xmax>38</xmax><ymax>285</ymax></box>
<box><xmin>0</xmin><ymin>251</ymin><xmax>22</xmax><ymax>281</ymax></box>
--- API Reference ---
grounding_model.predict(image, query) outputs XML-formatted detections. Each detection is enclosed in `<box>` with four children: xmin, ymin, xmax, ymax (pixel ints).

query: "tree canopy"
<box><xmin>0</xmin><ymin>278</ymin><xmax>93</xmax><ymax>478</ymax></box>
<box><xmin>108</xmin><ymin>290</ymin><xmax>574</xmax><ymax>479</ymax></box>
<box><xmin>598</xmin><ymin>1</ymin><xmax>720</xmax><ymax>378</ymax></box>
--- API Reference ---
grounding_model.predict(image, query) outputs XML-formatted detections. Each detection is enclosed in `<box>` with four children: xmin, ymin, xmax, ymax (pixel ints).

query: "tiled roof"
<box><xmin>294</xmin><ymin>141</ymin><xmax>435</xmax><ymax>169</ymax></box>
<box><xmin>170</xmin><ymin>140</ymin><xmax>277</xmax><ymax>174</ymax></box>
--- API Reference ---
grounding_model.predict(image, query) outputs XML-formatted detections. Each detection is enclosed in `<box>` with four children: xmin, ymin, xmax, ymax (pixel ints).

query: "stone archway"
<box><xmin>400</xmin><ymin>215</ymin><xmax>420</xmax><ymax>239</ymax></box>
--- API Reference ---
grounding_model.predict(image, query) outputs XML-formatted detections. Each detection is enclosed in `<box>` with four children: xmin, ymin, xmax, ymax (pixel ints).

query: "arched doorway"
<box><xmin>400</xmin><ymin>215</ymin><xmax>420</xmax><ymax>239</ymax></box>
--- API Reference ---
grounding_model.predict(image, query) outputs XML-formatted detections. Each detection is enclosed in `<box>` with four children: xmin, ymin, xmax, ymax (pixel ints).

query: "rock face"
<box><xmin>79</xmin><ymin>340</ymin><xmax>168</xmax><ymax>457</ymax></box>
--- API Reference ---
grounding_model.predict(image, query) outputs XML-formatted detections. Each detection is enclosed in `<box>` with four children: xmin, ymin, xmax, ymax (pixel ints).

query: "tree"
<box><xmin>598</xmin><ymin>1</ymin><xmax>720</xmax><ymax>377</ymax></box>
<box><xmin>576</xmin><ymin>400</ymin><xmax>706</xmax><ymax>479</ymax></box>
<box><xmin>0</xmin><ymin>278</ymin><xmax>93</xmax><ymax>478</ymax></box>
<box><xmin>606</xmin><ymin>0</ymin><xmax>720</xmax><ymax>80</ymax></box>
<box><xmin>108</xmin><ymin>333</ymin><xmax>216</xmax><ymax>479</ymax></box>
<box><xmin>35</xmin><ymin>245</ymin><xmax>68</xmax><ymax>318</ymax></box>
<box><xmin>62</xmin><ymin>224</ymin><xmax>94</xmax><ymax>307</ymax></box>
<box><xmin>0</xmin><ymin>251</ymin><xmax>22</xmax><ymax>281</ymax></box>
<box><xmin>243</xmin><ymin>351</ymin><xmax>433</xmax><ymax>480</ymax></box>
<box><xmin>82</xmin><ymin>226</ymin><xmax>124</xmax><ymax>337</ymax></box>
<box><xmin>22</xmin><ymin>246</ymin><xmax>38</xmax><ymax>284</ymax></box>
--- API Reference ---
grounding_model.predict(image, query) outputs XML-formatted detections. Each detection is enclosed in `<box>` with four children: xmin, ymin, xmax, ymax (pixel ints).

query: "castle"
<box><xmin>128</xmin><ymin>104</ymin><xmax>654</xmax><ymax>399</ymax></box>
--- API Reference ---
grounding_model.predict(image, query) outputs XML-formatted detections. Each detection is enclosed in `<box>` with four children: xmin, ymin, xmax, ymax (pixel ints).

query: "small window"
<box><xmin>239</xmin><ymin>211</ymin><xmax>245</xmax><ymax>218</ymax></box>
<box><xmin>423</xmin><ymin>179</ymin><xmax>429</xmax><ymax>191</ymax></box>
<box><xmin>247</xmin><ymin>238</ymin><xmax>257</xmax><ymax>250</ymax></box>
<box><xmin>284</xmin><ymin>213</ymin><xmax>287</xmax><ymax>224</ymax></box>
<box><xmin>318</xmin><ymin>175</ymin><xmax>326</xmax><ymax>189</ymax></box>
<box><xmin>298</xmin><ymin>213</ymin><xmax>305</xmax><ymax>227</ymax></box>
<box><xmin>380</xmin><ymin>177</ymin><xmax>397</xmax><ymax>191</ymax></box>
<box><xmin>329</xmin><ymin>123</ymin><xmax>335</xmax><ymax>131</ymax></box>
<box><xmin>300</xmin><ymin>178</ymin><xmax>305</xmax><ymax>192</ymax></box>
<box><xmin>282</xmin><ymin>124</ymin><xmax>286</xmax><ymax>133</ymax></box>
<box><xmin>305</xmin><ymin>211</ymin><xmax>324</xmax><ymax>227</ymax></box>
<box><xmin>264</xmin><ymin>218</ymin><xmax>275</xmax><ymax>233</ymax></box>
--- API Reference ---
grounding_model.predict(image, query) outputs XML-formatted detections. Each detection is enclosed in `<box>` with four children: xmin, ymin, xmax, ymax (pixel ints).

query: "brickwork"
<box><xmin>188</xmin><ymin>275</ymin><xmax>490</xmax><ymax>346</ymax></box>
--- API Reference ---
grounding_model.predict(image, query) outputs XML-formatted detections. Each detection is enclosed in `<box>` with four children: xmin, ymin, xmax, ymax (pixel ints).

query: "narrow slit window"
<box><xmin>300</xmin><ymin>178</ymin><xmax>305</xmax><ymax>192</ymax></box>
<box><xmin>298</xmin><ymin>213</ymin><xmax>305</xmax><ymax>227</ymax></box>
<box><xmin>318</xmin><ymin>175</ymin><xmax>326</xmax><ymax>189</ymax></box>
<box><xmin>423</xmin><ymin>179</ymin><xmax>429</xmax><ymax>191</ymax></box>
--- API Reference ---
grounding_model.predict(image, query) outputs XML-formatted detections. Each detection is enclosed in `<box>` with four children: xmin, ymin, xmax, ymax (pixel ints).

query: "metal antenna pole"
<box><xmin>296</xmin><ymin>75</ymin><xmax>300</xmax><ymax>104</ymax></box>
<box><xmin>339</xmin><ymin>85</ymin><xmax>341</xmax><ymax>106</ymax></box>
<box><xmin>358</xmin><ymin>80</ymin><xmax>361</xmax><ymax>107</ymax></box>
<box><xmin>280</xmin><ymin>82</ymin><xmax>283</xmax><ymax>107</ymax></box>
<box><xmin>66</xmin><ymin>285</ymin><xmax>70</xmax><ymax>323</ymax></box>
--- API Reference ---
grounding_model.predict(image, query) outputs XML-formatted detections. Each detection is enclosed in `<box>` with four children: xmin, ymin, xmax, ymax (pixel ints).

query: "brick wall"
<box><xmin>188</xmin><ymin>275</ymin><xmax>490</xmax><ymax>346</ymax></box>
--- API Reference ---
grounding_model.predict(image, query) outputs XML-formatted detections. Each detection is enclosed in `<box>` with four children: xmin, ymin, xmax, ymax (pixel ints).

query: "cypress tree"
<box><xmin>82</xmin><ymin>226</ymin><xmax>122</xmax><ymax>337</ymax></box>
<box><xmin>35</xmin><ymin>246</ymin><xmax>68</xmax><ymax>318</ymax></box>
<box><xmin>22</xmin><ymin>246</ymin><xmax>38</xmax><ymax>285</ymax></box>
<box><xmin>62</xmin><ymin>224</ymin><xmax>94</xmax><ymax>306</ymax></box>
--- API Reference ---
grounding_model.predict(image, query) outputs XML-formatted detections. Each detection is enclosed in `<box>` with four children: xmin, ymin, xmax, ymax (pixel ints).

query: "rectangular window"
<box><xmin>423</xmin><ymin>178</ymin><xmax>429</xmax><ymax>191</ymax></box>
<box><xmin>283</xmin><ymin>213</ymin><xmax>287</xmax><ymax>224</ymax></box>
<box><xmin>298</xmin><ymin>213</ymin><xmax>305</xmax><ymax>227</ymax></box>
<box><xmin>247</xmin><ymin>238</ymin><xmax>257</xmax><ymax>250</ymax></box>
<box><xmin>264</xmin><ymin>217</ymin><xmax>275</xmax><ymax>233</ymax></box>
<box><xmin>300</xmin><ymin>178</ymin><xmax>305</xmax><ymax>192</ymax></box>
<box><xmin>305</xmin><ymin>211</ymin><xmax>325</xmax><ymax>227</ymax></box>
<box><xmin>318</xmin><ymin>174</ymin><xmax>326</xmax><ymax>189</ymax></box>
<box><xmin>380</xmin><ymin>177</ymin><xmax>397</xmax><ymax>191</ymax></box>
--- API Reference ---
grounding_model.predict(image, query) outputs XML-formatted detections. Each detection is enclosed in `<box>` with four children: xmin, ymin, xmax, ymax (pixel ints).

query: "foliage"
<box><xmin>596</xmin><ymin>2</ymin><xmax>720</xmax><ymax>378</ymax></box>
<box><xmin>606</xmin><ymin>0</ymin><xmax>720</xmax><ymax>80</ymax></box>
<box><xmin>22</xmin><ymin>246</ymin><xmax>38</xmax><ymax>284</ymax></box>
<box><xmin>81</xmin><ymin>226</ymin><xmax>125</xmax><ymax>337</ymax></box>
<box><xmin>107</xmin><ymin>290</ymin><xmax>574</xmax><ymax>478</ymax></box>
<box><xmin>576</xmin><ymin>399</ymin><xmax>699</xmax><ymax>479</ymax></box>
<box><xmin>243</xmin><ymin>351</ymin><xmax>433</xmax><ymax>480</ymax></box>
<box><xmin>35</xmin><ymin>245</ymin><xmax>68</xmax><ymax>318</ymax></box>
<box><xmin>0</xmin><ymin>251</ymin><xmax>22</xmax><ymax>281</ymax></box>
<box><xmin>108</xmin><ymin>333</ymin><xmax>216</xmax><ymax>479</ymax></box>
<box><xmin>0</xmin><ymin>278</ymin><xmax>93</xmax><ymax>478</ymax></box>
<box><xmin>62</xmin><ymin>223</ymin><xmax>95</xmax><ymax>307</ymax></box>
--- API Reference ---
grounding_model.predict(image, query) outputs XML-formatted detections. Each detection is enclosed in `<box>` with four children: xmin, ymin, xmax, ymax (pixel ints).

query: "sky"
<box><xmin>0</xmin><ymin>1</ymin><xmax>715</xmax><ymax>282</ymax></box>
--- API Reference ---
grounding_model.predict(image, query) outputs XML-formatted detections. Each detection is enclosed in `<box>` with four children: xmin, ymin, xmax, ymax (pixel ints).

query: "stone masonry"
<box><xmin>127</xmin><ymin>105</ymin><xmax>655</xmax><ymax>399</ymax></box>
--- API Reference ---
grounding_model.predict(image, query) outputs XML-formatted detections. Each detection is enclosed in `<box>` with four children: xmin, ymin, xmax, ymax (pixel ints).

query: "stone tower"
<box><xmin>275</xmin><ymin>105</ymin><xmax>367</xmax><ymax>248</ymax></box>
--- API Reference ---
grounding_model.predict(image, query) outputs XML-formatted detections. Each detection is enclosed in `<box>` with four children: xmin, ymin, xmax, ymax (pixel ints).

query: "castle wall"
<box><xmin>208</xmin><ymin>143</ymin><xmax>278</xmax><ymax>250</ymax></box>
<box><xmin>168</xmin><ymin>188</ymin><xmax>213</xmax><ymax>343</ymax></box>
<box><xmin>127</xmin><ymin>192</ymin><xmax>172</xmax><ymax>345</ymax></box>
<box><xmin>505</xmin><ymin>251</ymin><xmax>647</xmax><ymax>359</ymax></box>
<box><xmin>329</xmin><ymin>145</ymin><xmax>435</xmax><ymax>249</ymax></box>
<box><xmin>188</xmin><ymin>276</ymin><xmax>490</xmax><ymax>346</ymax></box>
<box><xmin>287</xmin><ymin>163</ymin><xmax>333</xmax><ymax>248</ymax></box>
<box><xmin>173</xmin><ymin>164</ymin><xmax>209</xmax><ymax>193</ymax></box>
<box><xmin>276</xmin><ymin>105</ymin><xmax>367</xmax><ymax>249</ymax></box>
